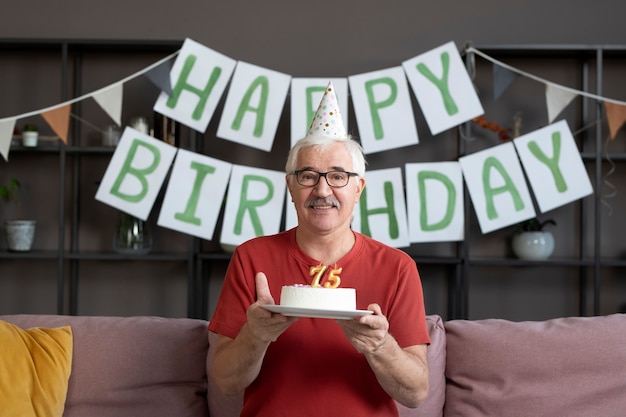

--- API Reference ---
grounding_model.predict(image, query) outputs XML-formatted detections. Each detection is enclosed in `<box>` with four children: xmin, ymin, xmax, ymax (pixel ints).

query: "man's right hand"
<box><xmin>246</xmin><ymin>272</ymin><xmax>298</xmax><ymax>343</ymax></box>
<box><xmin>214</xmin><ymin>272</ymin><xmax>298</xmax><ymax>394</ymax></box>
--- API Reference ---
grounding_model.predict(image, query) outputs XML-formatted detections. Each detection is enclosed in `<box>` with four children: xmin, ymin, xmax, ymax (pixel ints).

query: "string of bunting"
<box><xmin>467</xmin><ymin>46</ymin><xmax>626</xmax><ymax>139</ymax></box>
<box><xmin>0</xmin><ymin>51</ymin><xmax>178</xmax><ymax>160</ymax></box>
<box><xmin>2</xmin><ymin>39</ymin><xmax>625</xmax><ymax>247</ymax></box>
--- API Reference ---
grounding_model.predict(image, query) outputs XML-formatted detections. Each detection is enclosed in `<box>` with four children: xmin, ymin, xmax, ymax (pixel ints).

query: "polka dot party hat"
<box><xmin>306</xmin><ymin>81</ymin><xmax>348</xmax><ymax>139</ymax></box>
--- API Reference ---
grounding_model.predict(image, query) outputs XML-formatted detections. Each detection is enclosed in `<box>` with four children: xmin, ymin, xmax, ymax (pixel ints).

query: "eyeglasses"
<box><xmin>290</xmin><ymin>170</ymin><xmax>359</xmax><ymax>188</ymax></box>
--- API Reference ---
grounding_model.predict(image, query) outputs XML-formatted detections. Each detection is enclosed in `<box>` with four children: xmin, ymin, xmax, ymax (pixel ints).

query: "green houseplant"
<box><xmin>0</xmin><ymin>178</ymin><xmax>36</xmax><ymax>251</ymax></box>
<box><xmin>511</xmin><ymin>218</ymin><xmax>556</xmax><ymax>260</ymax></box>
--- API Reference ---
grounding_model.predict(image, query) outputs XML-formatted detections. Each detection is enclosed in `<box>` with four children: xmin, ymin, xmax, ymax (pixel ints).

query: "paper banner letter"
<box><xmin>153</xmin><ymin>38</ymin><xmax>236</xmax><ymax>133</ymax></box>
<box><xmin>352</xmin><ymin>167</ymin><xmax>410</xmax><ymax>248</ymax></box>
<box><xmin>0</xmin><ymin>118</ymin><xmax>16</xmax><ymax>161</ymax></box>
<box><xmin>405</xmin><ymin>162</ymin><xmax>464</xmax><ymax>242</ymax></box>
<box><xmin>459</xmin><ymin>142</ymin><xmax>536</xmax><ymax>234</ymax></box>
<box><xmin>217</xmin><ymin>61</ymin><xmax>291</xmax><ymax>152</ymax></box>
<box><xmin>41</xmin><ymin>104</ymin><xmax>71</xmax><ymax>143</ymax></box>
<box><xmin>290</xmin><ymin>78</ymin><xmax>349</xmax><ymax>148</ymax></box>
<box><xmin>95</xmin><ymin>127</ymin><xmax>177</xmax><ymax>219</ymax></box>
<box><xmin>157</xmin><ymin>149</ymin><xmax>232</xmax><ymax>240</ymax></box>
<box><xmin>514</xmin><ymin>120</ymin><xmax>593</xmax><ymax>213</ymax></box>
<box><xmin>403</xmin><ymin>41</ymin><xmax>484</xmax><ymax>136</ymax></box>
<box><xmin>220</xmin><ymin>165</ymin><xmax>286</xmax><ymax>247</ymax></box>
<box><xmin>348</xmin><ymin>67</ymin><xmax>419</xmax><ymax>154</ymax></box>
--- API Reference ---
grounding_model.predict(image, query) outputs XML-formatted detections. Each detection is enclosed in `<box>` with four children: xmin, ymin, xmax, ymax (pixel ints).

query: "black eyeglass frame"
<box><xmin>290</xmin><ymin>169</ymin><xmax>359</xmax><ymax>188</ymax></box>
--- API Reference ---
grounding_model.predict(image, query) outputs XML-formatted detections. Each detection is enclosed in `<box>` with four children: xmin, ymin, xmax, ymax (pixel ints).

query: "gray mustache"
<box><xmin>305</xmin><ymin>197</ymin><xmax>341</xmax><ymax>209</ymax></box>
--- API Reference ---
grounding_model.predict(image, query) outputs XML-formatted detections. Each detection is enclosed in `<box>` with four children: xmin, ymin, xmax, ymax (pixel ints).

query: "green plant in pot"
<box><xmin>22</xmin><ymin>123</ymin><xmax>39</xmax><ymax>147</ymax></box>
<box><xmin>511</xmin><ymin>218</ymin><xmax>556</xmax><ymax>260</ymax></box>
<box><xmin>0</xmin><ymin>178</ymin><xmax>36</xmax><ymax>251</ymax></box>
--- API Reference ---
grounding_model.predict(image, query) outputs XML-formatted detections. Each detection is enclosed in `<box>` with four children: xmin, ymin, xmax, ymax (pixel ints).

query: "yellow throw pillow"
<box><xmin>0</xmin><ymin>320</ymin><xmax>73</xmax><ymax>417</ymax></box>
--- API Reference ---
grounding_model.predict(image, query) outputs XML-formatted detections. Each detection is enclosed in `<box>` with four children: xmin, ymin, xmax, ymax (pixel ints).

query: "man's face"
<box><xmin>287</xmin><ymin>142</ymin><xmax>365</xmax><ymax>235</ymax></box>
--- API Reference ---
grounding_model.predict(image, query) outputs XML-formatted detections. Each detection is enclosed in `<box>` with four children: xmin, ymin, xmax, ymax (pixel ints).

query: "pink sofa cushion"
<box><xmin>444</xmin><ymin>313</ymin><xmax>626</xmax><ymax>417</ymax></box>
<box><xmin>1</xmin><ymin>315</ymin><xmax>210</xmax><ymax>417</ymax></box>
<box><xmin>398</xmin><ymin>314</ymin><xmax>446</xmax><ymax>417</ymax></box>
<box><xmin>207</xmin><ymin>314</ymin><xmax>446</xmax><ymax>417</ymax></box>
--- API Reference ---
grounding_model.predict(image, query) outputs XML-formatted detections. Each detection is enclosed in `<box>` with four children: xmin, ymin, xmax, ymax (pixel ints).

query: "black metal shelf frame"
<box><xmin>1</xmin><ymin>40</ymin><xmax>625</xmax><ymax>320</ymax></box>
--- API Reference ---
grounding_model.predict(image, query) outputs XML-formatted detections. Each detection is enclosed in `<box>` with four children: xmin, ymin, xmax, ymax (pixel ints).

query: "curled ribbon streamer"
<box><xmin>465</xmin><ymin>46</ymin><xmax>476</xmax><ymax>81</ymax></box>
<box><xmin>569</xmin><ymin>118</ymin><xmax>615</xmax><ymax>215</ymax></box>
<box><xmin>571</xmin><ymin>119</ymin><xmax>601</xmax><ymax>137</ymax></box>
<box><xmin>70</xmin><ymin>113</ymin><xmax>105</xmax><ymax>134</ymax></box>
<box><xmin>601</xmin><ymin>134</ymin><xmax>617</xmax><ymax>216</ymax></box>
<box><xmin>458</xmin><ymin>124</ymin><xmax>476</xmax><ymax>143</ymax></box>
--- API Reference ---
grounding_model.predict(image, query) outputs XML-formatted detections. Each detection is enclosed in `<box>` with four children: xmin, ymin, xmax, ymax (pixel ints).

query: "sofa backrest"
<box><xmin>444</xmin><ymin>313</ymin><xmax>626</xmax><ymax>417</ymax></box>
<box><xmin>1</xmin><ymin>314</ymin><xmax>210</xmax><ymax>417</ymax></box>
<box><xmin>206</xmin><ymin>314</ymin><xmax>446</xmax><ymax>417</ymax></box>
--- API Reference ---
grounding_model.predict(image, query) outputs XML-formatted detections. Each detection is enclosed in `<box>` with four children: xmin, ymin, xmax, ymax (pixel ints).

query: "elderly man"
<box><xmin>208</xmin><ymin>82</ymin><xmax>429</xmax><ymax>416</ymax></box>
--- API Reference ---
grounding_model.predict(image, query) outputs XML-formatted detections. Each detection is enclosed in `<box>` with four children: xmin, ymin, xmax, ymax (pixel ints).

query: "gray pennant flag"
<box><xmin>145</xmin><ymin>60</ymin><xmax>174</xmax><ymax>96</ymax></box>
<box><xmin>493</xmin><ymin>64</ymin><xmax>519</xmax><ymax>100</ymax></box>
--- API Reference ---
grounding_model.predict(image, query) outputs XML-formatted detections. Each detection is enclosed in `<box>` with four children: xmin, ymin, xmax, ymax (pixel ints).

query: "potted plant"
<box><xmin>0</xmin><ymin>178</ymin><xmax>36</xmax><ymax>251</ymax></box>
<box><xmin>22</xmin><ymin>124</ymin><xmax>39</xmax><ymax>147</ymax></box>
<box><xmin>511</xmin><ymin>218</ymin><xmax>556</xmax><ymax>260</ymax></box>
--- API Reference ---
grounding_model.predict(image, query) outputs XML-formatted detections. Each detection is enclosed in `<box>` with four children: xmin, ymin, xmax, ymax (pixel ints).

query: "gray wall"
<box><xmin>1</xmin><ymin>0</ymin><xmax>625</xmax><ymax>320</ymax></box>
<box><xmin>2</xmin><ymin>1</ymin><xmax>624</xmax><ymax>70</ymax></box>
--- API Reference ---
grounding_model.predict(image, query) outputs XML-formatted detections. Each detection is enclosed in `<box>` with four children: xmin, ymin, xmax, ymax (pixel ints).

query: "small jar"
<box><xmin>113</xmin><ymin>212</ymin><xmax>152</xmax><ymax>254</ymax></box>
<box><xmin>130</xmin><ymin>116</ymin><xmax>149</xmax><ymax>134</ymax></box>
<box><xmin>102</xmin><ymin>125</ymin><xmax>121</xmax><ymax>146</ymax></box>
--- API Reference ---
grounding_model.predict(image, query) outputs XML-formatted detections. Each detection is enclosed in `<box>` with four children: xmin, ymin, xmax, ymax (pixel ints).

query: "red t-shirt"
<box><xmin>209</xmin><ymin>228</ymin><xmax>430</xmax><ymax>417</ymax></box>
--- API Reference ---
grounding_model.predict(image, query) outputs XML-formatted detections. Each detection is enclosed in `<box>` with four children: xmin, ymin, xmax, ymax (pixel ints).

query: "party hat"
<box><xmin>307</xmin><ymin>81</ymin><xmax>347</xmax><ymax>139</ymax></box>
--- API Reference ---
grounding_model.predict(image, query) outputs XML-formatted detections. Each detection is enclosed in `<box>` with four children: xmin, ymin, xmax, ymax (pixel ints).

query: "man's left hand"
<box><xmin>337</xmin><ymin>303</ymin><xmax>390</xmax><ymax>354</ymax></box>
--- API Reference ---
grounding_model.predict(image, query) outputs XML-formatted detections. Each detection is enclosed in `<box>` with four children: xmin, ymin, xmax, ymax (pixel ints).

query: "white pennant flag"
<box><xmin>546</xmin><ymin>83</ymin><xmax>577</xmax><ymax>123</ymax></box>
<box><xmin>0</xmin><ymin>118</ymin><xmax>16</xmax><ymax>161</ymax></box>
<box><xmin>93</xmin><ymin>83</ymin><xmax>124</xmax><ymax>126</ymax></box>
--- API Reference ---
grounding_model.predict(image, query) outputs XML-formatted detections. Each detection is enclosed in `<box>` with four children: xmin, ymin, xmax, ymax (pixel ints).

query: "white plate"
<box><xmin>261</xmin><ymin>305</ymin><xmax>373</xmax><ymax>320</ymax></box>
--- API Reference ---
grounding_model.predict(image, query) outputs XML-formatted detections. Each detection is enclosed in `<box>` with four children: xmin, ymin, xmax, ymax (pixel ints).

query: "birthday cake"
<box><xmin>279</xmin><ymin>285</ymin><xmax>356</xmax><ymax>311</ymax></box>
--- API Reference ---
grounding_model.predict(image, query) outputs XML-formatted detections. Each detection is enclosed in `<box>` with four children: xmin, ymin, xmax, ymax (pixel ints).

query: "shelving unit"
<box><xmin>1</xmin><ymin>40</ymin><xmax>625</xmax><ymax>321</ymax></box>
<box><xmin>459</xmin><ymin>44</ymin><xmax>626</xmax><ymax>319</ymax></box>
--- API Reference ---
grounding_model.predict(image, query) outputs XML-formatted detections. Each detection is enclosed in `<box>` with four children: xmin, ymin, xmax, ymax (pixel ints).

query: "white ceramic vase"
<box><xmin>512</xmin><ymin>231</ymin><xmax>555</xmax><ymax>260</ymax></box>
<box><xmin>22</xmin><ymin>131</ymin><xmax>39</xmax><ymax>147</ymax></box>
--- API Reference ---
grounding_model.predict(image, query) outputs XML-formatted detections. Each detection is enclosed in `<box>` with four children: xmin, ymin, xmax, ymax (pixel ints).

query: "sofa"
<box><xmin>1</xmin><ymin>313</ymin><xmax>625</xmax><ymax>417</ymax></box>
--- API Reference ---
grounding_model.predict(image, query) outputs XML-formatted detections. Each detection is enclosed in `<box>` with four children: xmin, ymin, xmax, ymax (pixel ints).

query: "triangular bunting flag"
<box><xmin>493</xmin><ymin>64</ymin><xmax>519</xmax><ymax>100</ymax></box>
<box><xmin>0</xmin><ymin>118</ymin><xmax>16</xmax><ymax>161</ymax></box>
<box><xmin>92</xmin><ymin>83</ymin><xmax>123</xmax><ymax>126</ymax></box>
<box><xmin>546</xmin><ymin>83</ymin><xmax>578</xmax><ymax>123</ymax></box>
<box><xmin>604</xmin><ymin>101</ymin><xmax>626</xmax><ymax>139</ymax></box>
<box><xmin>41</xmin><ymin>104</ymin><xmax>71</xmax><ymax>144</ymax></box>
<box><xmin>145</xmin><ymin>59</ymin><xmax>173</xmax><ymax>96</ymax></box>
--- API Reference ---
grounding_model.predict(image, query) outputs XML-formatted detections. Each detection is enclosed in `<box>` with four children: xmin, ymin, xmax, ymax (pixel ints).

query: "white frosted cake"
<box><xmin>280</xmin><ymin>285</ymin><xmax>356</xmax><ymax>311</ymax></box>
